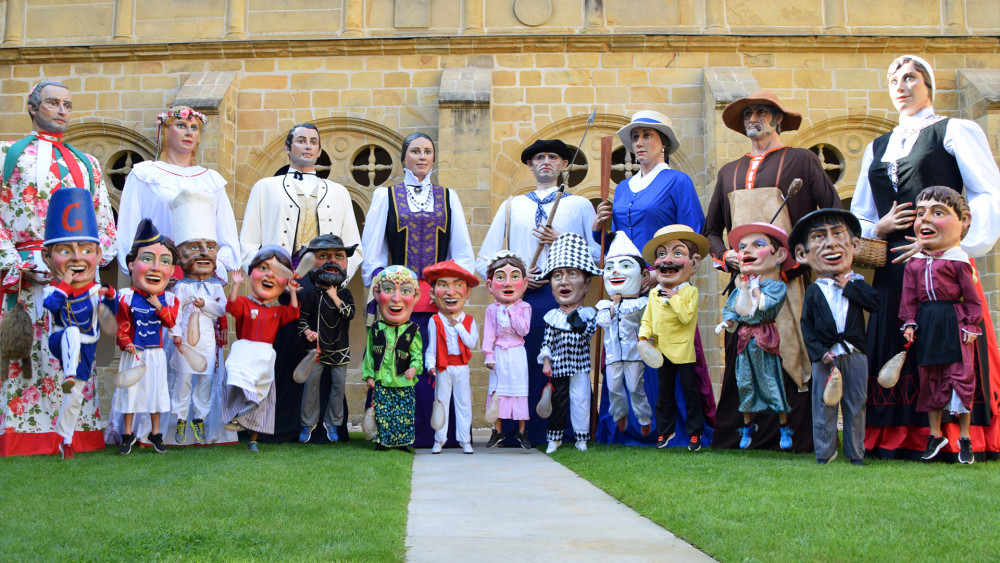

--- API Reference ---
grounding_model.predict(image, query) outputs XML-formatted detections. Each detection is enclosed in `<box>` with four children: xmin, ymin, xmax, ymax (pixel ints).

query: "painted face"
<box><xmin>42</xmin><ymin>241</ymin><xmax>100</xmax><ymax>291</ymax></box>
<box><xmin>129</xmin><ymin>242</ymin><xmax>174</xmax><ymax>295</ymax></box>
<box><xmin>888</xmin><ymin>61</ymin><xmax>932</xmax><ymax>117</ymax></box>
<box><xmin>913</xmin><ymin>198</ymin><xmax>968</xmax><ymax>254</ymax></box>
<box><xmin>653</xmin><ymin>241</ymin><xmax>699</xmax><ymax>289</ymax></box>
<box><xmin>403</xmin><ymin>136</ymin><xmax>435</xmax><ymax>181</ymax></box>
<box><xmin>550</xmin><ymin>267</ymin><xmax>591</xmax><ymax>307</ymax></box>
<box><xmin>743</xmin><ymin>105</ymin><xmax>779</xmax><ymax>140</ymax></box>
<box><xmin>249</xmin><ymin>257</ymin><xmax>291</xmax><ymax>302</ymax></box>
<box><xmin>630</xmin><ymin>127</ymin><xmax>664</xmax><ymax>167</ymax></box>
<box><xmin>310</xmin><ymin>249</ymin><xmax>348</xmax><ymax>288</ymax></box>
<box><xmin>736</xmin><ymin>233</ymin><xmax>786</xmax><ymax>279</ymax></box>
<box><xmin>431</xmin><ymin>276</ymin><xmax>471</xmax><ymax>317</ymax></box>
<box><xmin>603</xmin><ymin>255</ymin><xmax>643</xmax><ymax>297</ymax></box>
<box><xmin>31</xmin><ymin>85</ymin><xmax>73</xmax><ymax>133</ymax></box>
<box><xmin>375</xmin><ymin>279</ymin><xmax>418</xmax><ymax>326</ymax></box>
<box><xmin>165</xmin><ymin>117</ymin><xmax>201</xmax><ymax>159</ymax></box>
<box><xmin>286</xmin><ymin>126</ymin><xmax>321</xmax><ymax>171</ymax></box>
<box><xmin>794</xmin><ymin>221</ymin><xmax>858</xmax><ymax>279</ymax></box>
<box><xmin>487</xmin><ymin>265</ymin><xmax>527</xmax><ymax>305</ymax></box>
<box><xmin>527</xmin><ymin>152</ymin><xmax>567</xmax><ymax>185</ymax></box>
<box><xmin>176</xmin><ymin>238</ymin><xmax>217</xmax><ymax>281</ymax></box>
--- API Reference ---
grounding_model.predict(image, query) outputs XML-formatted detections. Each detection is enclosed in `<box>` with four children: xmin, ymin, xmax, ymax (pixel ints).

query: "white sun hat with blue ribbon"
<box><xmin>617</xmin><ymin>110</ymin><xmax>680</xmax><ymax>156</ymax></box>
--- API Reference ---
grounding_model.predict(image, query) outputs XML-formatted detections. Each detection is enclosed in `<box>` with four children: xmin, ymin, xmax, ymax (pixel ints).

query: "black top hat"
<box><xmin>299</xmin><ymin>233</ymin><xmax>358</xmax><ymax>258</ymax></box>
<box><xmin>520</xmin><ymin>139</ymin><xmax>572</xmax><ymax>164</ymax></box>
<box><xmin>788</xmin><ymin>208</ymin><xmax>861</xmax><ymax>252</ymax></box>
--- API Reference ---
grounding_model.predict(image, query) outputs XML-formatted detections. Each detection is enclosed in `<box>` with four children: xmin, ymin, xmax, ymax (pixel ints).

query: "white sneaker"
<box><xmin>461</xmin><ymin>442</ymin><xmax>474</xmax><ymax>454</ymax></box>
<box><xmin>545</xmin><ymin>440</ymin><xmax>560</xmax><ymax>454</ymax></box>
<box><xmin>575</xmin><ymin>440</ymin><xmax>587</xmax><ymax>452</ymax></box>
<box><xmin>431</xmin><ymin>442</ymin><xmax>443</xmax><ymax>454</ymax></box>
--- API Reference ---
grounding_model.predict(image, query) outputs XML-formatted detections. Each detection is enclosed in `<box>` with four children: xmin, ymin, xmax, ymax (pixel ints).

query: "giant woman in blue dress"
<box><xmin>591</xmin><ymin>110</ymin><xmax>715</xmax><ymax>446</ymax></box>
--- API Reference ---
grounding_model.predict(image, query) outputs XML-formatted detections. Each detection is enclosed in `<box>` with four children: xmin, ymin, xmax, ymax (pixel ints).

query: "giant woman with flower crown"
<box><xmin>111</xmin><ymin>106</ymin><xmax>240</xmax><ymax>446</ymax></box>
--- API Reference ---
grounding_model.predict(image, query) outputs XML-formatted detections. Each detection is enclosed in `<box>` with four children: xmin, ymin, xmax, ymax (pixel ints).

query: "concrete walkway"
<box><xmin>405</xmin><ymin>441</ymin><xmax>714</xmax><ymax>562</ymax></box>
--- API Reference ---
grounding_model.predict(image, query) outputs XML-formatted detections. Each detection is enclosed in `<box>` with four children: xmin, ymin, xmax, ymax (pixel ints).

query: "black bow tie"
<box><xmin>408</xmin><ymin>183</ymin><xmax>423</xmax><ymax>194</ymax></box>
<box><xmin>290</xmin><ymin>170</ymin><xmax>315</xmax><ymax>181</ymax></box>
<box><xmin>567</xmin><ymin>310</ymin><xmax>587</xmax><ymax>334</ymax></box>
<box><xmin>657</xmin><ymin>289</ymin><xmax>671</xmax><ymax>299</ymax></box>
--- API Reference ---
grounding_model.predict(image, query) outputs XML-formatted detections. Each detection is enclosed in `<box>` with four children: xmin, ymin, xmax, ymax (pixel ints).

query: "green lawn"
<box><xmin>1</xmin><ymin>436</ymin><xmax>412</xmax><ymax>562</ymax></box>
<box><xmin>553</xmin><ymin>444</ymin><xmax>1000</xmax><ymax>562</ymax></box>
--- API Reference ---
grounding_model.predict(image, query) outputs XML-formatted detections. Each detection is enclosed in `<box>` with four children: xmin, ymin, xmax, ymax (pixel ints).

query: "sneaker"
<box><xmin>59</xmin><ymin>442</ymin><xmax>74</xmax><ymax>460</ymax></box>
<box><xmin>248</xmin><ymin>441</ymin><xmax>259</xmax><ymax>452</ymax></box>
<box><xmin>191</xmin><ymin>419</ymin><xmax>205</xmax><ymax>443</ymax></box>
<box><xmin>148</xmin><ymin>433</ymin><xmax>167</xmax><ymax>454</ymax></box>
<box><xmin>640</xmin><ymin>424</ymin><xmax>651</xmax><ymax>437</ymax></box>
<box><xmin>545</xmin><ymin>440</ymin><xmax>560</xmax><ymax>454</ymax></box>
<box><xmin>486</xmin><ymin>429</ymin><xmax>505</xmax><ymax>448</ymax></box>
<box><xmin>689</xmin><ymin>435</ymin><xmax>702</xmax><ymax>452</ymax></box>
<box><xmin>656</xmin><ymin>432</ymin><xmax>675</xmax><ymax>449</ymax></box>
<box><xmin>299</xmin><ymin>425</ymin><xmax>314</xmax><ymax>443</ymax></box>
<box><xmin>617</xmin><ymin>418</ymin><xmax>627</xmax><ymax>432</ymax></box>
<box><xmin>779</xmin><ymin>426</ymin><xmax>793</xmax><ymax>450</ymax></box>
<box><xmin>850</xmin><ymin>459</ymin><xmax>864</xmax><ymax>466</ymax></box>
<box><xmin>921</xmin><ymin>434</ymin><xmax>948</xmax><ymax>461</ymax></box>
<box><xmin>175</xmin><ymin>420</ymin><xmax>187</xmax><ymax>445</ymax></box>
<box><xmin>517</xmin><ymin>432</ymin><xmax>531</xmax><ymax>450</ymax></box>
<box><xmin>324</xmin><ymin>422</ymin><xmax>339</xmax><ymax>443</ymax></box>
<box><xmin>61</xmin><ymin>376</ymin><xmax>76</xmax><ymax>393</ymax></box>
<box><xmin>461</xmin><ymin>442</ymin><xmax>474</xmax><ymax>454</ymax></box>
<box><xmin>817</xmin><ymin>451</ymin><xmax>838</xmax><ymax>465</ymax></box>
<box><xmin>431</xmin><ymin>441</ymin><xmax>443</xmax><ymax>454</ymax></box>
<box><xmin>958</xmin><ymin>437</ymin><xmax>974</xmax><ymax>464</ymax></box>
<box><xmin>739</xmin><ymin>423</ymin><xmax>757</xmax><ymax>450</ymax></box>
<box><xmin>119</xmin><ymin>433</ymin><xmax>136</xmax><ymax>455</ymax></box>
<box><xmin>575</xmin><ymin>440</ymin><xmax>587</xmax><ymax>452</ymax></box>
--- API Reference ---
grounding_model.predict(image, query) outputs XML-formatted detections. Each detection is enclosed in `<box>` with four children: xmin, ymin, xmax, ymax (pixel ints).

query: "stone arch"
<box><xmin>790</xmin><ymin>115</ymin><xmax>896</xmax><ymax>201</ymax></box>
<box><xmin>236</xmin><ymin>117</ymin><xmax>407</xmax><ymax>217</ymax></box>
<box><xmin>63</xmin><ymin>120</ymin><xmax>156</xmax><ymax>212</ymax></box>
<box><xmin>494</xmin><ymin>113</ymin><xmax>698</xmax><ymax>213</ymax></box>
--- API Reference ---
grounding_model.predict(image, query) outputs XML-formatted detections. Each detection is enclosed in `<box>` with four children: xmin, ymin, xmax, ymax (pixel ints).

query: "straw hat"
<box><xmin>641</xmin><ymin>224</ymin><xmax>709</xmax><ymax>265</ymax></box>
<box><xmin>721</xmin><ymin>90</ymin><xmax>803</xmax><ymax>136</ymax></box>
<box><xmin>616</xmin><ymin>110</ymin><xmax>680</xmax><ymax>156</ymax></box>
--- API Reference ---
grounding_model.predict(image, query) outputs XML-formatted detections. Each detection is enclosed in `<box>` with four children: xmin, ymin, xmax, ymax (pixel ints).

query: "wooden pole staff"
<box><xmin>590</xmin><ymin>135</ymin><xmax>614</xmax><ymax>437</ymax></box>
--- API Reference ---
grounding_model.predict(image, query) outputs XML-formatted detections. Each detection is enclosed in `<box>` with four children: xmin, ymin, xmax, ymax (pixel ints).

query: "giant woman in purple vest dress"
<box><xmin>851</xmin><ymin>55</ymin><xmax>1000</xmax><ymax>460</ymax></box>
<box><xmin>590</xmin><ymin>111</ymin><xmax>715</xmax><ymax>447</ymax></box>
<box><xmin>361</xmin><ymin>133</ymin><xmax>475</xmax><ymax>448</ymax></box>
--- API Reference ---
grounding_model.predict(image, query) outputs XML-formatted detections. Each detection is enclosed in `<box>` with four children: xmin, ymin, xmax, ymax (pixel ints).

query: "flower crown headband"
<box><xmin>156</xmin><ymin>108</ymin><xmax>208</xmax><ymax>125</ymax></box>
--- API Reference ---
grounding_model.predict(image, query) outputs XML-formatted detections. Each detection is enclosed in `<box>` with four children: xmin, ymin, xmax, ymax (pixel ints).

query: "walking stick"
<box><xmin>590</xmin><ymin>135</ymin><xmax>614</xmax><ymax>438</ymax></box>
<box><xmin>527</xmin><ymin>110</ymin><xmax>597</xmax><ymax>271</ymax></box>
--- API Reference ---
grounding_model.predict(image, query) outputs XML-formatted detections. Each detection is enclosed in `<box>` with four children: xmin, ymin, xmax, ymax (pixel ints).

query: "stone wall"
<box><xmin>1</xmin><ymin>1</ymin><xmax>998</xmax><ymax>425</ymax></box>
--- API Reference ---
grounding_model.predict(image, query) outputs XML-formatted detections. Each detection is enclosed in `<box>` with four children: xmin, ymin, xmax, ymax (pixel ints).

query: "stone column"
<box><xmin>112</xmin><ymin>0</ymin><xmax>135</xmax><ymax>43</ymax></box>
<box><xmin>583</xmin><ymin>0</ymin><xmax>607</xmax><ymax>33</ymax></box>
<box><xmin>823</xmin><ymin>0</ymin><xmax>847</xmax><ymax>34</ymax></box>
<box><xmin>342</xmin><ymin>0</ymin><xmax>364</xmax><ymax>37</ymax></box>
<box><xmin>2</xmin><ymin>0</ymin><xmax>25</xmax><ymax>47</ymax></box>
<box><xmin>944</xmin><ymin>0</ymin><xmax>966</xmax><ymax>35</ymax></box>
<box><xmin>172</xmin><ymin>72</ymin><xmax>240</xmax><ymax>197</ymax></box>
<box><xmin>700</xmin><ymin>67</ymin><xmax>761</xmax><ymax>390</ymax></box>
<box><xmin>704</xmin><ymin>0</ymin><xmax>725</xmax><ymax>34</ymax></box>
<box><xmin>225</xmin><ymin>0</ymin><xmax>248</xmax><ymax>40</ymax></box>
<box><xmin>463</xmin><ymin>0</ymin><xmax>484</xmax><ymax>35</ymax></box>
<box><xmin>438</xmin><ymin>66</ymin><xmax>492</xmax><ymax>425</ymax></box>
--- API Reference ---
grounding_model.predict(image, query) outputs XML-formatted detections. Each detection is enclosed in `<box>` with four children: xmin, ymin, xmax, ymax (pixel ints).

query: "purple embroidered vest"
<box><xmin>385</xmin><ymin>183</ymin><xmax>452</xmax><ymax>279</ymax></box>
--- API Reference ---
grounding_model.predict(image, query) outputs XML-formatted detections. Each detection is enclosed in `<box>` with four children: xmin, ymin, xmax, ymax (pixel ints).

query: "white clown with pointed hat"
<box><xmin>595</xmin><ymin>231</ymin><xmax>653</xmax><ymax>435</ymax></box>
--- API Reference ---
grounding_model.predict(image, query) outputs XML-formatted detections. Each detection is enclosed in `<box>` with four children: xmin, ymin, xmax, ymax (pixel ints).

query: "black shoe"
<box><xmin>148</xmin><ymin>433</ymin><xmax>167</xmax><ymax>454</ymax></box>
<box><xmin>688</xmin><ymin>435</ymin><xmax>702</xmax><ymax>452</ymax></box>
<box><xmin>921</xmin><ymin>434</ymin><xmax>948</xmax><ymax>461</ymax></box>
<box><xmin>397</xmin><ymin>446</ymin><xmax>412</xmax><ymax>453</ymax></box>
<box><xmin>958</xmin><ymin>437</ymin><xmax>974</xmax><ymax>464</ymax></box>
<box><xmin>850</xmin><ymin>459</ymin><xmax>864</xmax><ymax>466</ymax></box>
<box><xmin>486</xmin><ymin>429</ymin><xmax>505</xmax><ymax>448</ymax></box>
<box><xmin>656</xmin><ymin>432</ymin><xmax>675</xmax><ymax>449</ymax></box>
<box><xmin>374</xmin><ymin>444</ymin><xmax>388</xmax><ymax>451</ymax></box>
<box><xmin>119</xmin><ymin>433</ymin><xmax>136</xmax><ymax>455</ymax></box>
<box><xmin>517</xmin><ymin>432</ymin><xmax>531</xmax><ymax>449</ymax></box>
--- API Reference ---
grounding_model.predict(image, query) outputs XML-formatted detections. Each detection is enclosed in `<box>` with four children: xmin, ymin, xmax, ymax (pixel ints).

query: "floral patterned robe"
<box><xmin>0</xmin><ymin>136</ymin><xmax>117</xmax><ymax>456</ymax></box>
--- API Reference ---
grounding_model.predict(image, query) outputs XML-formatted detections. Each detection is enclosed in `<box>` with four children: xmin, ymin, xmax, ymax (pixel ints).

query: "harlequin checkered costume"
<box><xmin>536</xmin><ymin>232</ymin><xmax>601</xmax><ymax>443</ymax></box>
